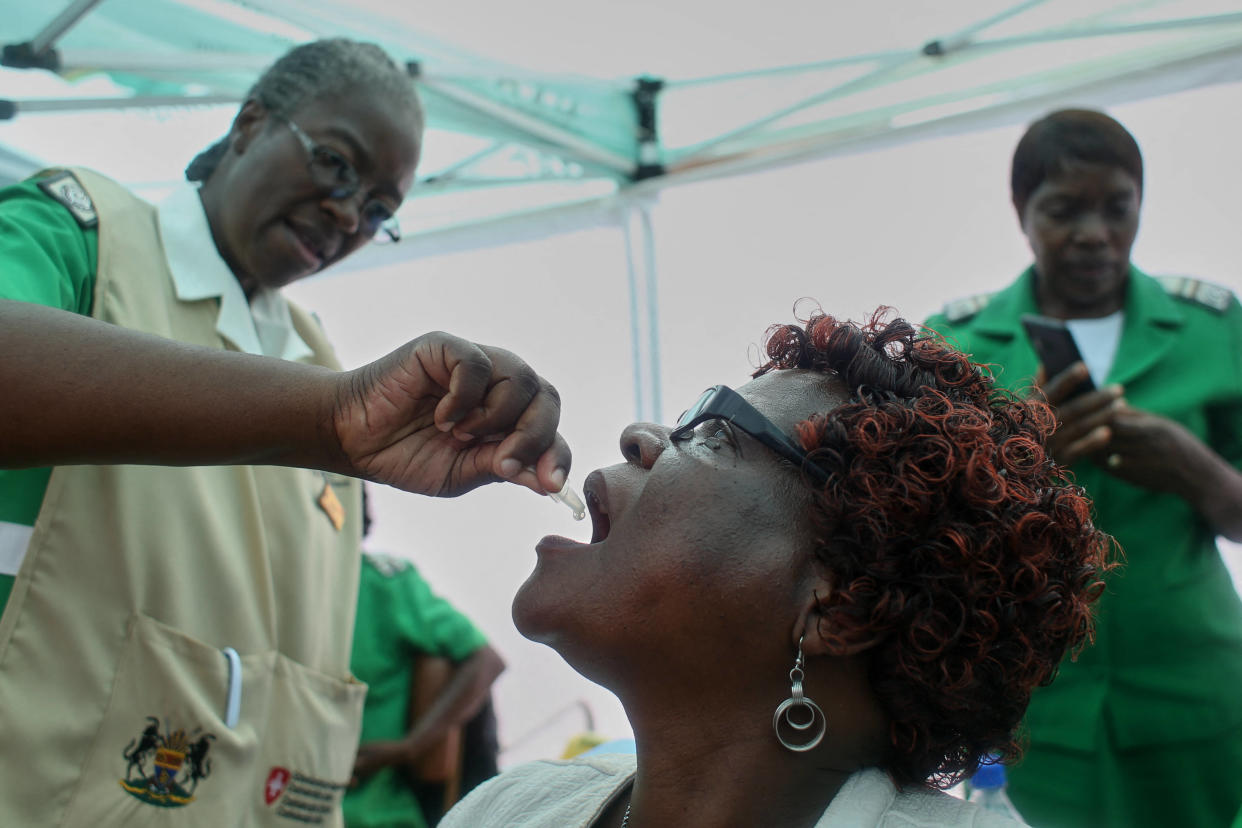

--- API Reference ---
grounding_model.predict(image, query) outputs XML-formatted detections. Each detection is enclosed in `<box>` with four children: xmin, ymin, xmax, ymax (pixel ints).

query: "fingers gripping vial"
<box><xmin>523</xmin><ymin>465</ymin><xmax>586</xmax><ymax>520</ymax></box>
<box><xmin>547</xmin><ymin>483</ymin><xmax>586</xmax><ymax>520</ymax></box>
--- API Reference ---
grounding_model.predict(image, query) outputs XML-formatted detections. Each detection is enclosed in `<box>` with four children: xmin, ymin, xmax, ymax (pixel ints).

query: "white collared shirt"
<box><xmin>156</xmin><ymin>184</ymin><xmax>313</xmax><ymax>362</ymax></box>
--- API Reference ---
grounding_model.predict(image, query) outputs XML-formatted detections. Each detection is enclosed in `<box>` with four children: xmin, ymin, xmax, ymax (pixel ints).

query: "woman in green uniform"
<box><xmin>0</xmin><ymin>39</ymin><xmax>569</xmax><ymax>827</ymax></box>
<box><xmin>926</xmin><ymin>109</ymin><xmax>1242</xmax><ymax>828</ymax></box>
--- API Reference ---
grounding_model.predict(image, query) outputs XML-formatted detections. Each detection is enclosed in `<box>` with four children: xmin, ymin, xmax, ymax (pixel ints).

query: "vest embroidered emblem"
<box><xmin>118</xmin><ymin>716</ymin><xmax>215</xmax><ymax>807</ymax></box>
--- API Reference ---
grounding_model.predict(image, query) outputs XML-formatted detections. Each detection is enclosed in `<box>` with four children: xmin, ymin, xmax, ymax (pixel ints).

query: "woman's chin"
<box><xmin>510</xmin><ymin>575</ymin><xmax>561</xmax><ymax>642</ymax></box>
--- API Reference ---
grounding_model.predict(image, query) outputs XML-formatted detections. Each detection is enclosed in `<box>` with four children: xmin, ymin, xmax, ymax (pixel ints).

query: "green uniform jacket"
<box><xmin>926</xmin><ymin>265</ymin><xmax>1242</xmax><ymax>753</ymax></box>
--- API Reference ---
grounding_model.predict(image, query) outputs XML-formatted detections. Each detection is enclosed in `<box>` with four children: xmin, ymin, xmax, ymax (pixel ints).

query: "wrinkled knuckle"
<box><xmin>541</xmin><ymin>379</ymin><xmax>561</xmax><ymax>406</ymax></box>
<box><xmin>512</xmin><ymin>370</ymin><xmax>542</xmax><ymax>399</ymax></box>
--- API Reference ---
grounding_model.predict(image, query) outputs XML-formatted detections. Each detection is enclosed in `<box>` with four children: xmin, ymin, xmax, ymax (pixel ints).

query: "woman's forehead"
<box><xmin>740</xmin><ymin>370</ymin><xmax>844</xmax><ymax>431</ymax></box>
<box><xmin>1040</xmin><ymin>158</ymin><xmax>1138</xmax><ymax>193</ymax></box>
<box><xmin>292</xmin><ymin>92</ymin><xmax>420</xmax><ymax>142</ymax></box>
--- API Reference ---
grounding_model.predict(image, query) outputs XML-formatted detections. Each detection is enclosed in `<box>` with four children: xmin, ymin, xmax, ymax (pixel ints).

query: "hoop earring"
<box><xmin>772</xmin><ymin>636</ymin><xmax>826</xmax><ymax>752</ymax></box>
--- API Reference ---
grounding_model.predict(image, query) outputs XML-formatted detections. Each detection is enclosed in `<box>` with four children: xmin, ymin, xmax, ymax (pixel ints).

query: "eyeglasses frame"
<box><xmin>283</xmin><ymin>118</ymin><xmax>401</xmax><ymax>243</ymax></box>
<box><xmin>671</xmin><ymin>384</ymin><xmax>831</xmax><ymax>486</ymax></box>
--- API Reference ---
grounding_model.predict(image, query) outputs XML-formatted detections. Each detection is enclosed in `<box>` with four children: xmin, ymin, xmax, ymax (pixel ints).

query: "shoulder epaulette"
<box><xmin>34</xmin><ymin>168</ymin><xmax>98</xmax><ymax>229</ymax></box>
<box><xmin>940</xmin><ymin>292</ymin><xmax>994</xmax><ymax>323</ymax></box>
<box><xmin>1155</xmin><ymin>275</ymin><xmax>1234</xmax><ymax>313</ymax></box>
<box><xmin>363</xmin><ymin>551</ymin><xmax>413</xmax><ymax>578</ymax></box>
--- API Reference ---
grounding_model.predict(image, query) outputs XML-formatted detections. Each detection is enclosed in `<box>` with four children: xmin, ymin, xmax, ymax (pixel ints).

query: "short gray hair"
<box><xmin>186</xmin><ymin>39</ymin><xmax>423</xmax><ymax>182</ymax></box>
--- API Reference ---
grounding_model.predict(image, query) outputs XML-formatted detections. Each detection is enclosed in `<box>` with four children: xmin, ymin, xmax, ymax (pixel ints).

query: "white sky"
<box><xmin>3</xmin><ymin>12</ymin><xmax>1240</xmax><ymax>764</ymax></box>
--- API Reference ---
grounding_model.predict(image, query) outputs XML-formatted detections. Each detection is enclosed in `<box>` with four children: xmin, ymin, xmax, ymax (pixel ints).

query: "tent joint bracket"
<box><xmin>630</xmin><ymin>76</ymin><xmax>665</xmax><ymax>182</ymax></box>
<box><xmin>2</xmin><ymin>42</ymin><xmax>62</xmax><ymax>72</ymax></box>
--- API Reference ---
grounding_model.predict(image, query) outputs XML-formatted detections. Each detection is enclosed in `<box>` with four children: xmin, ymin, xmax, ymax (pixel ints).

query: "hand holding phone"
<box><xmin>1020</xmin><ymin>313</ymin><xmax>1095</xmax><ymax>399</ymax></box>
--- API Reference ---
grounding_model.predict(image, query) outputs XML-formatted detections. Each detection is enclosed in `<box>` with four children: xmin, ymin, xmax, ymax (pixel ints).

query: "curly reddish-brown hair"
<box><xmin>756</xmin><ymin>308</ymin><xmax>1113</xmax><ymax>789</ymax></box>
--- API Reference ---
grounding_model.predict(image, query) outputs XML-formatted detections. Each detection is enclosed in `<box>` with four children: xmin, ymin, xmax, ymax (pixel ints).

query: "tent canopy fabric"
<box><xmin>3</xmin><ymin>0</ymin><xmax>1242</xmax><ymax>257</ymax></box>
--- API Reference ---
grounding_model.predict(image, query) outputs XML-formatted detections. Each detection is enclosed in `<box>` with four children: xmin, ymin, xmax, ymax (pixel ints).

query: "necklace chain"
<box><xmin>621</xmin><ymin>802</ymin><xmax>631</xmax><ymax>828</ymax></box>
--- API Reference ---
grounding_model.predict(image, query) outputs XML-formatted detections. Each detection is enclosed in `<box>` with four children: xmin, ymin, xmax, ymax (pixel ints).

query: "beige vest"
<box><xmin>0</xmin><ymin>169</ymin><xmax>365</xmax><ymax>826</ymax></box>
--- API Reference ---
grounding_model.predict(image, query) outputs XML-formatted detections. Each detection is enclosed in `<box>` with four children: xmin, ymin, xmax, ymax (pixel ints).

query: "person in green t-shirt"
<box><xmin>344</xmin><ymin>490</ymin><xmax>505</xmax><ymax>828</ymax></box>
<box><xmin>346</xmin><ymin>551</ymin><xmax>504</xmax><ymax>828</ymax></box>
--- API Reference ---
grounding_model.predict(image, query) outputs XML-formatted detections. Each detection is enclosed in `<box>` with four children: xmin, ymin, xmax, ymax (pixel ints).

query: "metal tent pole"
<box><xmin>2</xmin><ymin>0</ymin><xmax>106</xmax><ymax>72</ymax></box>
<box><xmin>30</xmin><ymin>0</ymin><xmax>106</xmax><ymax>55</ymax></box>
<box><xmin>620</xmin><ymin>202</ymin><xmax>662</xmax><ymax>424</ymax></box>
<box><xmin>418</xmin><ymin>76</ymin><xmax>637</xmax><ymax>177</ymax></box>
<box><xmin>3</xmin><ymin>95</ymin><xmax>239</xmax><ymax>118</ymax></box>
<box><xmin>920</xmin><ymin>0</ymin><xmax>1048</xmax><ymax>57</ymax></box>
<box><xmin>675</xmin><ymin>52</ymin><xmax>922</xmax><ymax>164</ymax></box>
<box><xmin>955</xmin><ymin>12</ymin><xmax>1242</xmax><ymax>54</ymax></box>
<box><xmin>621</xmin><ymin>210</ymin><xmax>647</xmax><ymax>423</ymax></box>
<box><xmin>638</xmin><ymin>204</ymin><xmax>662</xmax><ymax>426</ymax></box>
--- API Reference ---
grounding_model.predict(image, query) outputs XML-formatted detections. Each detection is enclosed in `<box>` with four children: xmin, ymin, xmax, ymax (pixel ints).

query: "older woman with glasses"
<box><xmin>442</xmin><ymin>309</ymin><xmax>1113</xmax><ymax>828</ymax></box>
<box><xmin>0</xmin><ymin>39</ymin><xmax>569</xmax><ymax>825</ymax></box>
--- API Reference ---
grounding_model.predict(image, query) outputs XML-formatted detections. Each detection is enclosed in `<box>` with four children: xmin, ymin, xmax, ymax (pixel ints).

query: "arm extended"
<box><xmin>0</xmin><ymin>299</ymin><xmax>570</xmax><ymax>496</ymax></box>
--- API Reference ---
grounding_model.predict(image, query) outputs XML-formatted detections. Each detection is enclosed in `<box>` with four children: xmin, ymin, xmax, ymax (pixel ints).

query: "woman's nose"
<box><xmin>322</xmin><ymin>193</ymin><xmax>362</xmax><ymax>235</ymax></box>
<box><xmin>1072</xmin><ymin>211</ymin><xmax>1108</xmax><ymax>244</ymax></box>
<box><xmin>619</xmin><ymin>422</ymin><xmax>669</xmax><ymax>470</ymax></box>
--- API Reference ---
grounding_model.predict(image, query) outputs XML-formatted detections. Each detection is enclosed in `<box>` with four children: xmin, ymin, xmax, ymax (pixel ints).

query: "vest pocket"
<box><xmin>249</xmin><ymin>653</ymin><xmax>366</xmax><ymax>827</ymax></box>
<box><xmin>61</xmin><ymin>612</ymin><xmax>272</xmax><ymax>826</ymax></box>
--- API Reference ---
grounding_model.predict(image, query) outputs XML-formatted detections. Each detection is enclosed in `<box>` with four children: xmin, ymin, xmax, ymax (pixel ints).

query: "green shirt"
<box><xmin>344</xmin><ymin>552</ymin><xmax>488</xmax><ymax>828</ymax></box>
<box><xmin>926</xmin><ymin>266</ymin><xmax>1242</xmax><ymax>751</ymax></box>
<box><xmin>0</xmin><ymin>178</ymin><xmax>99</xmax><ymax>611</ymax></box>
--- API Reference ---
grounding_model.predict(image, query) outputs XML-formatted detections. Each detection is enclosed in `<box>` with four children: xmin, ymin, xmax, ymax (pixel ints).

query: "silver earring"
<box><xmin>772</xmin><ymin>636</ymin><xmax>826</xmax><ymax>752</ymax></box>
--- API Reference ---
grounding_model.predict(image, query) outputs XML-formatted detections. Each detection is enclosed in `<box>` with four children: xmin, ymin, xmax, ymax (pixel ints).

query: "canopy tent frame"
<box><xmin>6</xmin><ymin>1</ymin><xmax>1242</xmax><ymax>205</ymax></box>
<box><xmin>3</xmin><ymin>0</ymin><xmax>1242</xmax><ymax>419</ymax></box>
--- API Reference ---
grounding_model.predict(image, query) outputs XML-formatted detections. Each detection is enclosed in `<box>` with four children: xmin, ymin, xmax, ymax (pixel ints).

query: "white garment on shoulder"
<box><xmin>1065</xmin><ymin>311</ymin><xmax>1124</xmax><ymax>388</ymax></box>
<box><xmin>821</xmin><ymin>767</ymin><xmax>1022</xmax><ymax>827</ymax></box>
<box><xmin>441</xmin><ymin>754</ymin><xmax>1022</xmax><ymax>827</ymax></box>
<box><xmin>156</xmin><ymin>184</ymin><xmax>313</xmax><ymax>361</ymax></box>
<box><xmin>0</xmin><ymin>521</ymin><xmax>34</xmax><ymax>576</ymax></box>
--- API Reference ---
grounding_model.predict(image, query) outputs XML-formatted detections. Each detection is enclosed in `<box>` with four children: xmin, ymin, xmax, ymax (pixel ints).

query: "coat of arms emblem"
<box><xmin>118</xmin><ymin>716</ymin><xmax>215</xmax><ymax>807</ymax></box>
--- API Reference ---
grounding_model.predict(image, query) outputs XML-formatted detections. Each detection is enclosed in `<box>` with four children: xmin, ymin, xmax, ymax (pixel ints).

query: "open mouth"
<box><xmin>534</xmin><ymin>473</ymin><xmax>612</xmax><ymax>556</ymax></box>
<box><xmin>586</xmin><ymin>487</ymin><xmax>610</xmax><ymax>544</ymax></box>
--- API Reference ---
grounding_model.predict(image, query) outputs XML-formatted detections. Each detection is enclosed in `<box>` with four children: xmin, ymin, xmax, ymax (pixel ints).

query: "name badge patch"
<box><xmin>317</xmin><ymin>481</ymin><xmax>345</xmax><ymax>532</ymax></box>
<box><xmin>264</xmin><ymin>766</ymin><xmax>347</xmax><ymax>823</ymax></box>
<box><xmin>37</xmin><ymin>170</ymin><xmax>98</xmax><ymax>228</ymax></box>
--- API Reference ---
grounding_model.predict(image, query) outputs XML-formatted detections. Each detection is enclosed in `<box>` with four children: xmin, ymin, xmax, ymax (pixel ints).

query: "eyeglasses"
<box><xmin>671</xmin><ymin>385</ymin><xmax>831</xmax><ymax>486</ymax></box>
<box><xmin>284</xmin><ymin>119</ymin><xmax>401</xmax><ymax>243</ymax></box>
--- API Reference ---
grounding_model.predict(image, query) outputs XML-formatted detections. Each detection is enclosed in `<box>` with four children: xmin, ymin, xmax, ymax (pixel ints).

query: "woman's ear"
<box><xmin>228</xmin><ymin>99</ymin><xmax>268</xmax><ymax>155</ymax></box>
<box><xmin>795</xmin><ymin>577</ymin><xmax>883</xmax><ymax>659</ymax></box>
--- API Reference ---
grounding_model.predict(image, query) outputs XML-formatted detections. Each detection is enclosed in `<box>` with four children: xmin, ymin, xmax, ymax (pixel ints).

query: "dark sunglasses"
<box><xmin>284</xmin><ymin>119</ymin><xmax>401</xmax><ymax>243</ymax></box>
<box><xmin>671</xmin><ymin>385</ymin><xmax>831</xmax><ymax>486</ymax></box>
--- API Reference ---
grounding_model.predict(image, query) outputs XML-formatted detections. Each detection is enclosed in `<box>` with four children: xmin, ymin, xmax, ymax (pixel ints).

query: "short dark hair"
<box><xmin>757</xmin><ymin>308</ymin><xmax>1114</xmax><ymax>788</ymax></box>
<box><xmin>186</xmin><ymin>39</ymin><xmax>423</xmax><ymax>182</ymax></box>
<box><xmin>1010</xmin><ymin>108</ymin><xmax>1143</xmax><ymax>217</ymax></box>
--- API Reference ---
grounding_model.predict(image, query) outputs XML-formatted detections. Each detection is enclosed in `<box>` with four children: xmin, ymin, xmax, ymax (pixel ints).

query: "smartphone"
<box><xmin>1020</xmin><ymin>313</ymin><xmax>1095</xmax><ymax>397</ymax></box>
